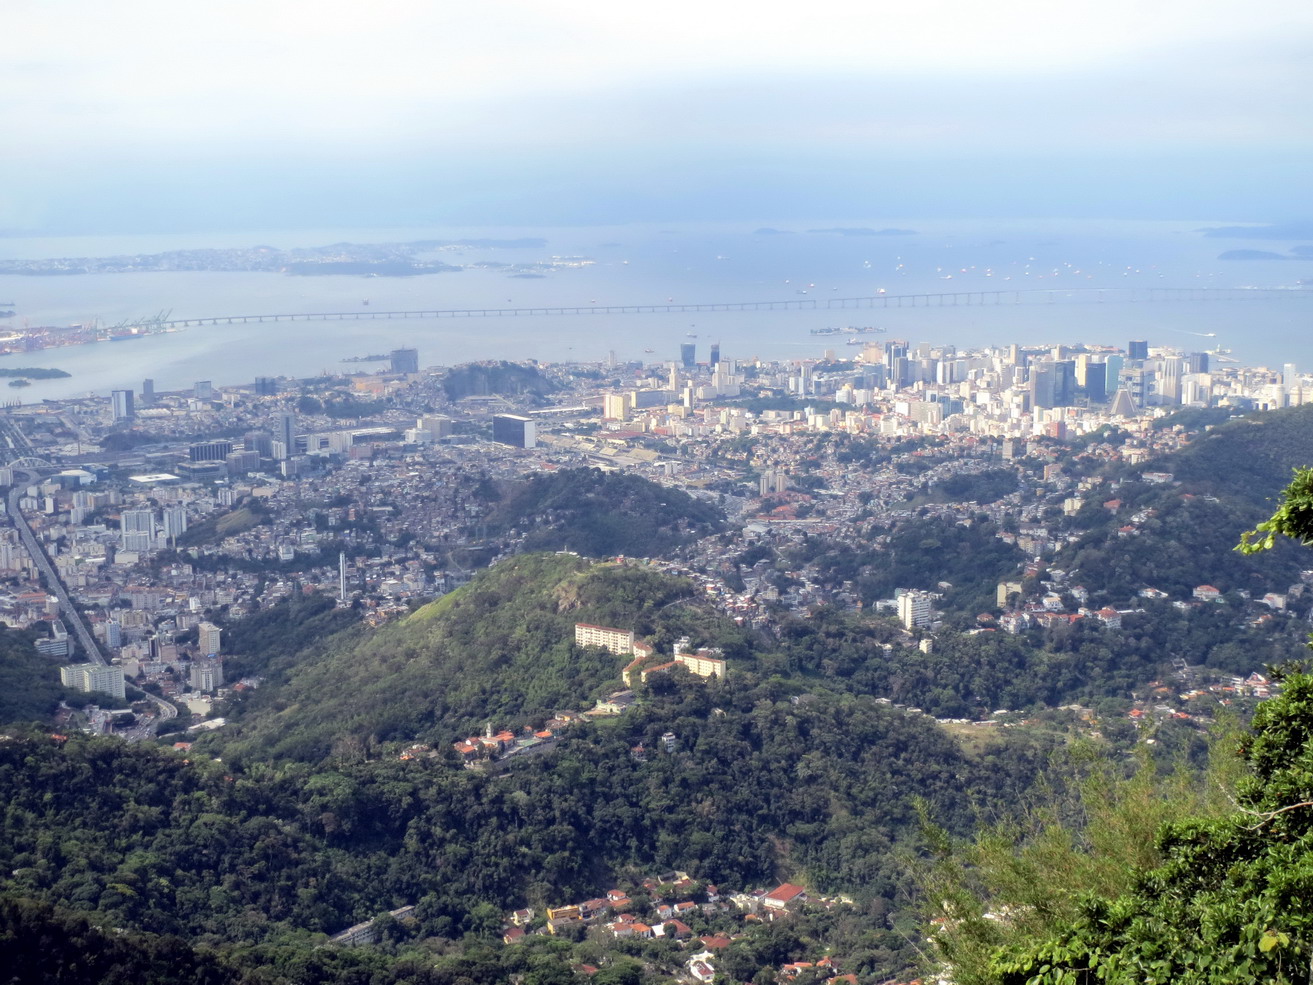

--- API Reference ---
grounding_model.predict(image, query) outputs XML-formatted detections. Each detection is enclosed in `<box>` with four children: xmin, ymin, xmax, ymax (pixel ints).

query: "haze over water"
<box><xmin>0</xmin><ymin>217</ymin><xmax>1309</xmax><ymax>402</ymax></box>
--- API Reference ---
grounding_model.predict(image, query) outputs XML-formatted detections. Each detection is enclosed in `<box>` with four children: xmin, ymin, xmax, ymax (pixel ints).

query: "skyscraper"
<box><xmin>680</xmin><ymin>343</ymin><xmax>696</xmax><ymax>369</ymax></box>
<box><xmin>709</xmin><ymin>343</ymin><xmax>720</xmax><ymax>366</ymax></box>
<box><xmin>1083</xmin><ymin>362</ymin><xmax>1108</xmax><ymax>403</ymax></box>
<box><xmin>111</xmin><ymin>389</ymin><xmax>135</xmax><ymax>421</ymax></box>
<box><xmin>1128</xmin><ymin>339</ymin><xmax>1149</xmax><ymax>361</ymax></box>
<box><xmin>141</xmin><ymin>379</ymin><xmax>154</xmax><ymax>404</ymax></box>
<box><xmin>1029</xmin><ymin>360</ymin><xmax>1074</xmax><ymax>409</ymax></box>
<box><xmin>275</xmin><ymin>413</ymin><xmax>296</xmax><ymax>460</ymax></box>
<box><xmin>390</xmin><ymin>348</ymin><xmax>419</xmax><ymax>374</ymax></box>
<box><xmin>492</xmin><ymin>414</ymin><xmax>536</xmax><ymax>449</ymax></box>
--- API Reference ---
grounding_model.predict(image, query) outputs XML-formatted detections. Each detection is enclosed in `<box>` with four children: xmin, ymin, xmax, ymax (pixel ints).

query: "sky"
<box><xmin>4</xmin><ymin>0</ymin><xmax>1312</xmax><ymax>232</ymax></box>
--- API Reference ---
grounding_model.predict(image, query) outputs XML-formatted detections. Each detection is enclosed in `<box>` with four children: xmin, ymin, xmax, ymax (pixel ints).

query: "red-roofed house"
<box><xmin>763</xmin><ymin>883</ymin><xmax>807</xmax><ymax>910</ymax></box>
<box><xmin>658</xmin><ymin>919</ymin><xmax>693</xmax><ymax>939</ymax></box>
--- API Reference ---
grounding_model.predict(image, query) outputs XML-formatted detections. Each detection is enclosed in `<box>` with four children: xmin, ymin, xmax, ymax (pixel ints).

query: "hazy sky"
<box><xmin>5</xmin><ymin>0</ymin><xmax>1311</xmax><ymax>232</ymax></box>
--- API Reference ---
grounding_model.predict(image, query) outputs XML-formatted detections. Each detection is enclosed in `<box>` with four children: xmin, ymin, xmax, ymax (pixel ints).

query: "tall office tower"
<box><xmin>120</xmin><ymin>508</ymin><xmax>155</xmax><ymax>552</ymax></box>
<box><xmin>1074</xmin><ymin>353</ymin><xmax>1090</xmax><ymax>386</ymax></box>
<box><xmin>1054</xmin><ymin>360</ymin><xmax>1076</xmax><ymax>405</ymax></box>
<box><xmin>888</xmin><ymin>356</ymin><xmax>909</xmax><ymax>389</ymax></box>
<box><xmin>1104</xmin><ymin>354</ymin><xmax>1124</xmax><ymax>394</ymax></box>
<box><xmin>1128</xmin><ymin>339</ymin><xmax>1149</xmax><ymax>361</ymax></box>
<box><xmin>1284</xmin><ymin>363</ymin><xmax>1299</xmax><ymax>389</ymax></box>
<box><xmin>276</xmin><ymin>413</ymin><xmax>296</xmax><ymax>460</ymax></box>
<box><xmin>709</xmin><ymin>343</ymin><xmax>720</xmax><ymax>366</ymax></box>
<box><xmin>1186</xmin><ymin>351</ymin><xmax>1210</xmax><ymax>374</ymax></box>
<box><xmin>225</xmin><ymin>449</ymin><xmax>259</xmax><ymax>474</ymax></box>
<box><xmin>492</xmin><ymin>414</ymin><xmax>537</xmax><ymax>449</ymax></box>
<box><xmin>1027</xmin><ymin>360</ymin><xmax>1075</xmax><ymax>408</ymax></box>
<box><xmin>390</xmin><ymin>348</ymin><xmax>419</xmax><ymax>374</ymax></box>
<box><xmin>254</xmin><ymin>376</ymin><xmax>277</xmax><ymax>396</ymax></box>
<box><xmin>1158</xmin><ymin>356</ymin><xmax>1185</xmax><ymax>404</ymax></box>
<box><xmin>680</xmin><ymin>343</ymin><xmax>696</xmax><ymax>369</ymax></box>
<box><xmin>1083</xmin><ymin>362</ymin><xmax>1108</xmax><ymax>403</ymax></box>
<box><xmin>141</xmin><ymin>378</ymin><xmax>155</xmax><ymax>404</ymax></box>
<box><xmin>668</xmin><ymin>364</ymin><xmax>680</xmax><ymax>392</ymax></box>
<box><xmin>244</xmin><ymin>430</ymin><xmax>274</xmax><ymax>457</ymax></box>
<box><xmin>884</xmin><ymin>340</ymin><xmax>909</xmax><ymax>368</ymax></box>
<box><xmin>194</xmin><ymin>380</ymin><xmax>214</xmax><ymax>400</ymax></box>
<box><xmin>111</xmin><ymin>389</ymin><xmax>135</xmax><ymax>421</ymax></box>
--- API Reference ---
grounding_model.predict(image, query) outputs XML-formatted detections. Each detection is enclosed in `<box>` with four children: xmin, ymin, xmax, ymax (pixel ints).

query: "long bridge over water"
<box><xmin>159</xmin><ymin>286</ymin><xmax>1309</xmax><ymax>328</ymax></box>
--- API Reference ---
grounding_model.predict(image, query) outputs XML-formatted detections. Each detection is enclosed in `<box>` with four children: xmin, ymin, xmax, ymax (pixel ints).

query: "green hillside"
<box><xmin>0</xmin><ymin>625</ymin><xmax>73</xmax><ymax>725</ymax></box>
<box><xmin>0</xmin><ymin>674</ymin><xmax>1048</xmax><ymax>983</ymax></box>
<box><xmin>1049</xmin><ymin>404</ymin><xmax>1313</xmax><ymax>604</ymax></box>
<box><xmin>485</xmin><ymin>466</ymin><xmax>727</xmax><ymax>557</ymax></box>
<box><xmin>206</xmin><ymin>553</ymin><xmax>703</xmax><ymax>764</ymax></box>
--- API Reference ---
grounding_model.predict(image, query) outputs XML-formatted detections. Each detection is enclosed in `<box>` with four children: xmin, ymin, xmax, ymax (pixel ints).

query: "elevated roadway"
<box><xmin>158</xmin><ymin>286</ymin><xmax>1310</xmax><ymax>328</ymax></box>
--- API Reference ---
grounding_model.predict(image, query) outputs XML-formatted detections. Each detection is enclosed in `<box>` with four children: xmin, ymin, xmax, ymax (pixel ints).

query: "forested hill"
<box><xmin>485</xmin><ymin>466</ymin><xmax>727</xmax><ymax>557</ymax></box>
<box><xmin>1049</xmin><ymin>404</ymin><xmax>1313</xmax><ymax>604</ymax></box>
<box><xmin>205</xmin><ymin>553</ymin><xmax>710</xmax><ymax>764</ymax></box>
<box><xmin>1162</xmin><ymin>402</ymin><xmax>1313</xmax><ymax>501</ymax></box>
<box><xmin>0</xmin><ymin>624</ymin><xmax>73</xmax><ymax>723</ymax></box>
<box><xmin>0</xmin><ymin>678</ymin><xmax>1049</xmax><ymax>983</ymax></box>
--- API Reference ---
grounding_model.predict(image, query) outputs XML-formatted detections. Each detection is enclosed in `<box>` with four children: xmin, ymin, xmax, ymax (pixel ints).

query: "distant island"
<box><xmin>1200</xmin><ymin>221</ymin><xmax>1313</xmax><ymax>240</ymax></box>
<box><xmin>0</xmin><ymin>238</ymin><xmax>560</xmax><ymax>278</ymax></box>
<box><xmin>807</xmin><ymin>226</ymin><xmax>918</xmax><ymax>237</ymax></box>
<box><xmin>0</xmin><ymin>367</ymin><xmax>70</xmax><ymax>379</ymax></box>
<box><xmin>1218</xmin><ymin>249</ymin><xmax>1302</xmax><ymax>261</ymax></box>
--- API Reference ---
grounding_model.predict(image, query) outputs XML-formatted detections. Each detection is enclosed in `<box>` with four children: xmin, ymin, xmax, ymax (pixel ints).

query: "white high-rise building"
<box><xmin>120</xmin><ymin>508</ymin><xmax>155</xmax><ymax>552</ymax></box>
<box><xmin>161</xmin><ymin>505</ymin><xmax>188</xmax><ymax>543</ymax></box>
<box><xmin>60</xmin><ymin>664</ymin><xmax>126</xmax><ymax>701</ymax></box>
<box><xmin>897</xmin><ymin>590</ymin><xmax>933</xmax><ymax>630</ymax></box>
<box><xmin>197</xmin><ymin>621</ymin><xmax>222</xmax><ymax>656</ymax></box>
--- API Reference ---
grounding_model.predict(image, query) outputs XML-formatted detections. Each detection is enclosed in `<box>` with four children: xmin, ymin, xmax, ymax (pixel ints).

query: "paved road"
<box><xmin>7</xmin><ymin>469</ymin><xmax>177</xmax><ymax>722</ymax></box>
